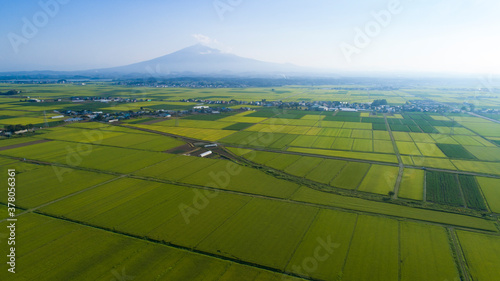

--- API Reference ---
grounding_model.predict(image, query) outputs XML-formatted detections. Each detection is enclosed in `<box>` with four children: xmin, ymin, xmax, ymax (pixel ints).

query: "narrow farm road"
<box><xmin>385</xmin><ymin>115</ymin><xmax>404</xmax><ymax>200</ymax></box>
<box><xmin>118</xmin><ymin>123</ymin><xmax>500</xmax><ymax>180</ymax></box>
<box><xmin>0</xmin><ymin>139</ymin><xmax>52</xmax><ymax>151</ymax></box>
<box><xmin>467</xmin><ymin>112</ymin><xmax>500</xmax><ymax>124</ymax></box>
<box><xmin>448</xmin><ymin>227</ymin><xmax>471</xmax><ymax>281</ymax></box>
<box><xmin>0</xmin><ymin>175</ymin><xmax>126</xmax><ymax>223</ymax></box>
<box><xmin>3</xmin><ymin>154</ymin><xmax>497</xmax><ymax>233</ymax></box>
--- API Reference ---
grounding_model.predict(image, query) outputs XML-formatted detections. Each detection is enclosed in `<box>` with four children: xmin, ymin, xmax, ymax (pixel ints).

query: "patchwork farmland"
<box><xmin>1</xmin><ymin>84</ymin><xmax>500</xmax><ymax>281</ymax></box>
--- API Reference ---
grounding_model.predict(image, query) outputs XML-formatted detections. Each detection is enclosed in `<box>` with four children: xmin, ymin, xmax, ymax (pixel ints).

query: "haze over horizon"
<box><xmin>1</xmin><ymin>0</ymin><xmax>499</xmax><ymax>76</ymax></box>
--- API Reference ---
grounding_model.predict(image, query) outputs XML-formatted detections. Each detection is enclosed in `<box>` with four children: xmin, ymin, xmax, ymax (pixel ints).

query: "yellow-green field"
<box><xmin>131</xmin><ymin>124</ymin><xmax>236</xmax><ymax>141</ymax></box>
<box><xmin>357</xmin><ymin>164</ymin><xmax>399</xmax><ymax>195</ymax></box>
<box><xmin>287</xmin><ymin>147</ymin><xmax>399</xmax><ymax>163</ymax></box>
<box><xmin>400</xmin><ymin>222</ymin><xmax>460</xmax><ymax>281</ymax></box>
<box><xmin>1</xmin><ymin>84</ymin><xmax>500</xmax><ymax>281</ymax></box>
<box><xmin>398</xmin><ymin>169</ymin><xmax>424</xmax><ymax>200</ymax></box>
<box><xmin>397</xmin><ymin>141</ymin><xmax>422</xmax><ymax>155</ymax></box>
<box><xmin>457</xmin><ymin>230</ymin><xmax>500</xmax><ymax>281</ymax></box>
<box><xmin>476</xmin><ymin>177</ymin><xmax>500</xmax><ymax>213</ymax></box>
<box><xmin>342</xmin><ymin>215</ymin><xmax>399</xmax><ymax>281</ymax></box>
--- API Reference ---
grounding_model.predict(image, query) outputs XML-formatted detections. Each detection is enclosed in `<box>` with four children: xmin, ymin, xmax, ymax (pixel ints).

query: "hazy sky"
<box><xmin>1</xmin><ymin>0</ymin><xmax>499</xmax><ymax>74</ymax></box>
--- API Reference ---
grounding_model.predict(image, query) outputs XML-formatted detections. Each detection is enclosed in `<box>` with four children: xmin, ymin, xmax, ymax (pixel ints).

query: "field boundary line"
<box><xmin>151</xmin><ymin>252</ymin><xmax>186</xmax><ymax>280</ymax></box>
<box><xmin>118</xmin><ymin>122</ymin><xmax>500</xmax><ymax>179</ymax></box>
<box><xmin>0</xmin><ymin>175</ymin><xmax>126</xmax><ymax>223</ymax></box>
<box><xmin>1</xmin><ymin>154</ymin><xmax>497</xmax><ymax>232</ymax></box>
<box><xmin>32</xmin><ymin>134</ymin><xmax>183</xmax><ymax>153</ymax></box>
<box><xmin>216</xmin><ymin>144</ymin><xmax>400</xmax><ymax>166</ymax></box>
<box><xmin>32</xmin><ymin>211</ymin><xmax>313</xmax><ymax>281</ymax></box>
<box><xmin>67</xmin><ymin>123</ymin><xmax>156</xmax><ymax>136</ymax></box>
<box><xmin>117</xmin><ymin>124</ymin><xmax>205</xmax><ymax>143</ymax></box>
<box><xmin>467</xmin><ymin>112</ymin><xmax>500</xmax><ymax>125</ymax></box>
<box><xmin>385</xmin><ymin>115</ymin><xmax>404</xmax><ymax>199</ymax></box>
<box><xmin>474</xmin><ymin>177</ymin><xmax>494</xmax><ymax>214</ymax></box>
<box><xmin>8</xmin><ymin>218</ymin><xmax>83</xmax><ymax>260</ymax></box>
<box><xmin>301</xmin><ymin>157</ymin><xmax>325</xmax><ymax>180</ymax></box>
<box><xmin>328</xmin><ymin>161</ymin><xmax>349</xmax><ymax>187</ymax></box>
<box><xmin>282</xmin><ymin>208</ymin><xmax>321</xmax><ymax>273</ymax></box>
<box><xmin>423</xmin><ymin>170</ymin><xmax>427</xmax><ymax>202</ymax></box>
<box><xmin>398</xmin><ymin>221</ymin><xmax>402</xmax><ymax>281</ymax></box>
<box><xmin>447</xmin><ymin>228</ymin><xmax>471</xmax><ymax>281</ymax></box>
<box><xmin>403</xmin><ymin>165</ymin><xmax>500</xmax><ymax>179</ymax></box>
<box><xmin>192</xmin><ymin>198</ymin><xmax>253</xmax><ymax>249</ymax></box>
<box><xmin>462</xmin><ymin>112</ymin><xmax>500</xmax><ymax>146</ymax></box>
<box><xmin>353</xmin><ymin>163</ymin><xmax>372</xmax><ymax>191</ymax></box>
<box><xmin>455</xmin><ymin>174</ymin><xmax>468</xmax><ymax>208</ymax></box>
<box><xmin>0</xmin><ymin>155</ymin><xmax>125</xmax><ymax>177</ymax></box>
<box><xmin>338</xmin><ymin>215</ymin><xmax>359</xmax><ymax>278</ymax></box>
<box><xmin>284</xmin><ymin>185</ymin><xmax>303</xmax><ymax>200</ymax></box>
<box><xmin>131</xmin><ymin>156</ymin><xmax>178</xmax><ymax>174</ymax></box>
<box><xmin>326</xmin><ymin>161</ymin><xmax>349</xmax><ymax>187</ymax></box>
<box><xmin>372</xmin><ymin>131</ymin><xmax>376</xmax><ymax>152</ymax></box>
<box><xmin>0</xmin><ymin>139</ymin><xmax>53</xmax><ymax>151</ymax></box>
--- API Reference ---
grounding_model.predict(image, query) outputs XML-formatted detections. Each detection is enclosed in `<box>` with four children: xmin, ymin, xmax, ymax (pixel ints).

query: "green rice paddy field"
<box><xmin>1</xmin><ymin>84</ymin><xmax>500</xmax><ymax>280</ymax></box>
<box><xmin>1</xmin><ymin>175</ymin><xmax>494</xmax><ymax>281</ymax></box>
<box><xmin>0</xmin><ymin>213</ymin><xmax>303</xmax><ymax>281</ymax></box>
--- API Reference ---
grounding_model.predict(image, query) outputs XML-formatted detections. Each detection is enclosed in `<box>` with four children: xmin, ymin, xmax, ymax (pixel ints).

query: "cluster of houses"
<box><xmin>181</xmin><ymin>98</ymin><xmax>381</xmax><ymax>112</ymax></box>
<box><xmin>70</xmin><ymin>96</ymin><xmax>152</xmax><ymax>103</ymax></box>
<box><xmin>20</xmin><ymin>98</ymin><xmax>44</xmax><ymax>102</ymax></box>
<box><xmin>0</xmin><ymin>124</ymin><xmax>35</xmax><ymax>136</ymax></box>
<box><xmin>180</xmin><ymin>97</ymin><xmax>494</xmax><ymax>115</ymax></box>
<box><xmin>4</xmin><ymin>94</ymin><xmax>498</xmax><ymax>139</ymax></box>
<box><xmin>59</xmin><ymin>109</ymin><xmax>168</xmax><ymax>122</ymax></box>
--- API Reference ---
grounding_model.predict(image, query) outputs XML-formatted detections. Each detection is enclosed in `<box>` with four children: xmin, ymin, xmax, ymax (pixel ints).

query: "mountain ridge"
<box><xmin>88</xmin><ymin>44</ymin><xmax>310</xmax><ymax>76</ymax></box>
<box><xmin>0</xmin><ymin>44</ymin><xmax>319</xmax><ymax>78</ymax></box>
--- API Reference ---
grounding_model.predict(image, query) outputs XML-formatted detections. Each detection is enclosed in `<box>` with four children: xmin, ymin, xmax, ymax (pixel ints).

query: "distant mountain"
<box><xmin>88</xmin><ymin>44</ymin><xmax>312</xmax><ymax>77</ymax></box>
<box><xmin>2</xmin><ymin>45</ymin><xmax>494</xmax><ymax>80</ymax></box>
<box><xmin>0</xmin><ymin>44</ymin><xmax>322</xmax><ymax>79</ymax></box>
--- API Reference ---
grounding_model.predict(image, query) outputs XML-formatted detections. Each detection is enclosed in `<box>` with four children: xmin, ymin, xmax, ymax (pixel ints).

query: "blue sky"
<box><xmin>1</xmin><ymin>0</ymin><xmax>499</xmax><ymax>74</ymax></box>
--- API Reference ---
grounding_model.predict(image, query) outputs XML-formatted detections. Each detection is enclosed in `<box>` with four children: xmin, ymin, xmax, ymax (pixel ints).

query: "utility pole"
<box><xmin>44</xmin><ymin>111</ymin><xmax>49</xmax><ymax>128</ymax></box>
<box><xmin>450</xmin><ymin>116</ymin><xmax>455</xmax><ymax>135</ymax></box>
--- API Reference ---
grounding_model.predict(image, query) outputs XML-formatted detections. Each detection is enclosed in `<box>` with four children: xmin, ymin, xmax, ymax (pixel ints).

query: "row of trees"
<box><xmin>0</xmin><ymin>90</ymin><xmax>20</xmax><ymax>96</ymax></box>
<box><xmin>371</xmin><ymin>99</ymin><xmax>388</xmax><ymax>107</ymax></box>
<box><xmin>3</xmin><ymin>124</ymin><xmax>34</xmax><ymax>133</ymax></box>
